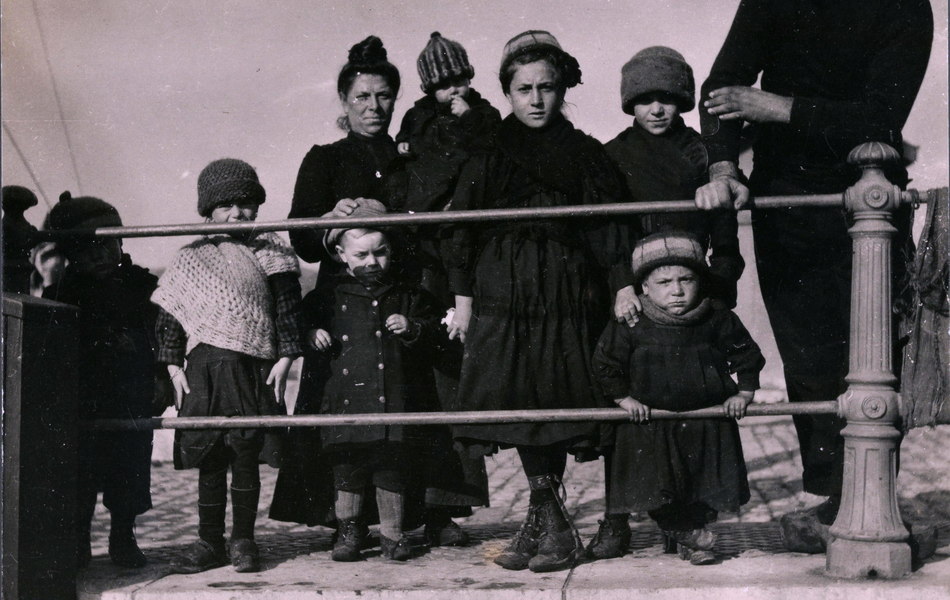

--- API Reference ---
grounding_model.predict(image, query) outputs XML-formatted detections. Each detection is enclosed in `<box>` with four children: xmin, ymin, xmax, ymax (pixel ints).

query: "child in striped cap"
<box><xmin>395</xmin><ymin>32</ymin><xmax>501</xmax><ymax>213</ymax></box>
<box><xmin>590</xmin><ymin>231</ymin><xmax>764</xmax><ymax>566</ymax></box>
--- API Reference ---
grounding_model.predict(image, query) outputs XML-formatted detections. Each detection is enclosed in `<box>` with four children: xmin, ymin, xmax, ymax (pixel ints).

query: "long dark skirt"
<box><xmin>452</xmin><ymin>236</ymin><xmax>609</xmax><ymax>448</ymax></box>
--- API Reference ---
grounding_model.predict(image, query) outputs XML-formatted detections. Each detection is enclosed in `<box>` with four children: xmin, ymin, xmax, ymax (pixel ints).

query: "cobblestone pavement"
<box><xmin>87</xmin><ymin>416</ymin><xmax>950</xmax><ymax>566</ymax></box>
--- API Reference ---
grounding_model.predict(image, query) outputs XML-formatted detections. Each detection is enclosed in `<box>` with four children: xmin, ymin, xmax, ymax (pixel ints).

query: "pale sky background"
<box><xmin>3</xmin><ymin>0</ymin><xmax>948</xmax><ymax>388</ymax></box>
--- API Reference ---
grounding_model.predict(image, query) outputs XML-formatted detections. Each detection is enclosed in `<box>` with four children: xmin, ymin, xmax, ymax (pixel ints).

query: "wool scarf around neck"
<box><xmin>496</xmin><ymin>113</ymin><xmax>622</xmax><ymax>202</ymax></box>
<box><xmin>640</xmin><ymin>294</ymin><xmax>713</xmax><ymax>326</ymax></box>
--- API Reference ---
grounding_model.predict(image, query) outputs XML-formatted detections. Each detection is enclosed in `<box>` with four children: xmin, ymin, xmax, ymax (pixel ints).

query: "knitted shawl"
<box><xmin>152</xmin><ymin>232</ymin><xmax>299</xmax><ymax>360</ymax></box>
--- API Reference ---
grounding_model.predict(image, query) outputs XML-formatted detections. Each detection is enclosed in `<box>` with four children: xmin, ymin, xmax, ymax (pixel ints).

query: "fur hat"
<box><xmin>44</xmin><ymin>191</ymin><xmax>122</xmax><ymax>231</ymax></box>
<box><xmin>3</xmin><ymin>185</ymin><xmax>39</xmax><ymax>215</ymax></box>
<box><xmin>197</xmin><ymin>158</ymin><xmax>266</xmax><ymax>217</ymax></box>
<box><xmin>621</xmin><ymin>46</ymin><xmax>695</xmax><ymax>115</ymax></box>
<box><xmin>631</xmin><ymin>231</ymin><xmax>707</xmax><ymax>284</ymax></box>
<box><xmin>499</xmin><ymin>30</ymin><xmax>582</xmax><ymax>89</ymax></box>
<box><xmin>323</xmin><ymin>198</ymin><xmax>389</xmax><ymax>257</ymax></box>
<box><xmin>418</xmin><ymin>32</ymin><xmax>475</xmax><ymax>94</ymax></box>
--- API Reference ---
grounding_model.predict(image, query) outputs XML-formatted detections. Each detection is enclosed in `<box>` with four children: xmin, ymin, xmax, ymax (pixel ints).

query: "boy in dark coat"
<box><xmin>395</xmin><ymin>32</ymin><xmax>501</xmax><ymax>214</ymax></box>
<box><xmin>43</xmin><ymin>192</ymin><xmax>157</xmax><ymax>569</ymax></box>
<box><xmin>591</xmin><ymin>232</ymin><xmax>765</xmax><ymax>565</ymax></box>
<box><xmin>303</xmin><ymin>198</ymin><xmax>446</xmax><ymax>562</ymax></box>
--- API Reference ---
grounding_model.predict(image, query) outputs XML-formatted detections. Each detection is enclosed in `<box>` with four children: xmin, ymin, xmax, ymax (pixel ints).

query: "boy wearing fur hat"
<box><xmin>590</xmin><ymin>232</ymin><xmax>764</xmax><ymax>565</ymax></box>
<box><xmin>42</xmin><ymin>191</ymin><xmax>158</xmax><ymax>569</ymax></box>
<box><xmin>395</xmin><ymin>32</ymin><xmax>501</xmax><ymax>214</ymax></box>
<box><xmin>152</xmin><ymin>158</ymin><xmax>304</xmax><ymax>574</ymax></box>
<box><xmin>299</xmin><ymin>198</ymin><xmax>446</xmax><ymax>562</ymax></box>
<box><xmin>605</xmin><ymin>47</ymin><xmax>745</xmax><ymax>309</ymax></box>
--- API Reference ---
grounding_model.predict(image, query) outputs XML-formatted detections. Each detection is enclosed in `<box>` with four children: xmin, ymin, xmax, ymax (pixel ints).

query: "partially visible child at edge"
<box><xmin>301</xmin><ymin>198</ymin><xmax>446</xmax><ymax>562</ymax></box>
<box><xmin>152</xmin><ymin>158</ymin><xmax>304</xmax><ymax>574</ymax></box>
<box><xmin>42</xmin><ymin>192</ymin><xmax>159</xmax><ymax>569</ymax></box>
<box><xmin>591</xmin><ymin>232</ymin><xmax>764</xmax><ymax>566</ymax></box>
<box><xmin>585</xmin><ymin>47</ymin><xmax>747</xmax><ymax>561</ymax></box>
<box><xmin>395</xmin><ymin>32</ymin><xmax>501</xmax><ymax>216</ymax></box>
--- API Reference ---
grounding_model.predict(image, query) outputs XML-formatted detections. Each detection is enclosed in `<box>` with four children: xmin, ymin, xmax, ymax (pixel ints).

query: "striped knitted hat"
<box><xmin>631</xmin><ymin>231</ymin><xmax>707</xmax><ymax>283</ymax></box>
<box><xmin>417</xmin><ymin>32</ymin><xmax>475</xmax><ymax>93</ymax></box>
<box><xmin>197</xmin><ymin>158</ymin><xmax>266</xmax><ymax>217</ymax></box>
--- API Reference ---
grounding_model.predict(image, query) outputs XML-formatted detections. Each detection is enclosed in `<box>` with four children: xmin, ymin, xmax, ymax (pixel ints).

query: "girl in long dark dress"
<box><xmin>443</xmin><ymin>30</ymin><xmax>634</xmax><ymax>573</ymax></box>
<box><xmin>271</xmin><ymin>35</ymin><xmax>486</xmax><ymax>548</ymax></box>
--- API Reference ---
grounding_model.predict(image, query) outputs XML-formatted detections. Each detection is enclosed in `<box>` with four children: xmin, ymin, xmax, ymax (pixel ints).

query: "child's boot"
<box><xmin>585</xmin><ymin>513</ymin><xmax>631</xmax><ymax>560</ymax></box>
<box><xmin>171</xmin><ymin>493</ymin><xmax>228</xmax><ymax>573</ymax></box>
<box><xmin>527</xmin><ymin>474</ymin><xmax>583</xmax><ymax>573</ymax></box>
<box><xmin>332</xmin><ymin>519</ymin><xmax>366</xmax><ymax>562</ymax></box>
<box><xmin>229</xmin><ymin>538</ymin><xmax>260</xmax><ymax>573</ymax></box>
<box><xmin>108</xmin><ymin>513</ymin><xmax>147</xmax><ymax>568</ymax></box>
<box><xmin>379</xmin><ymin>534</ymin><xmax>412</xmax><ymax>561</ymax></box>
<box><xmin>667</xmin><ymin>528</ymin><xmax>717</xmax><ymax>566</ymax></box>
<box><xmin>493</xmin><ymin>502</ymin><xmax>541</xmax><ymax>570</ymax></box>
<box><xmin>424</xmin><ymin>506</ymin><xmax>469</xmax><ymax>547</ymax></box>
<box><xmin>377</xmin><ymin>487</ymin><xmax>412</xmax><ymax>561</ymax></box>
<box><xmin>230</xmin><ymin>485</ymin><xmax>261</xmax><ymax>572</ymax></box>
<box><xmin>171</xmin><ymin>538</ymin><xmax>229</xmax><ymax>574</ymax></box>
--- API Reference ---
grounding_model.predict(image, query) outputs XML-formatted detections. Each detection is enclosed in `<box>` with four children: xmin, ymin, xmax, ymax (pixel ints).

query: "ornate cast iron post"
<box><xmin>826</xmin><ymin>142</ymin><xmax>910</xmax><ymax>578</ymax></box>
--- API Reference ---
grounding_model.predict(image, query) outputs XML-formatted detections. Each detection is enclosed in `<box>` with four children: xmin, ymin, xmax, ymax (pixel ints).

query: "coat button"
<box><xmin>342</xmin><ymin>368</ymin><xmax>349</xmax><ymax>375</ymax></box>
<box><xmin>342</xmin><ymin>305</ymin><xmax>347</xmax><ymax>311</ymax></box>
<box><xmin>371</xmin><ymin>300</ymin><xmax>378</xmax><ymax>307</ymax></box>
<box><xmin>379</xmin><ymin>396</ymin><xmax>386</xmax><ymax>403</ymax></box>
<box><xmin>378</xmin><ymin>363</ymin><xmax>384</xmax><ymax>370</ymax></box>
<box><xmin>376</xmin><ymin>330</ymin><xmax>382</xmax><ymax>338</ymax></box>
<box><xmin>341</xmin><ymin>334</ymin><xmax>349</xmax><ymax>342</ymax></box>
<box><xmin>343</xmin><ymin>399</ymin><xmax>349</xmax><ymax>406</ymax></box>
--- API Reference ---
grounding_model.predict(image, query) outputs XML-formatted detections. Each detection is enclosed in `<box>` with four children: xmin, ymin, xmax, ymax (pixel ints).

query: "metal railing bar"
<box><xmin>86</xmin><ymin>401</ymin><xmax>838</xmax><ymax>431</ymax></box>
<box><xmin>42</xmin><ymin>187</ymin><xmax>939</xmax><ymax>240</ymax></box>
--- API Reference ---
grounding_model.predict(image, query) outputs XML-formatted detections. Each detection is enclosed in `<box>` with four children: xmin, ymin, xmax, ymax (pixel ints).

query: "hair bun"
<box><xmin>348</xmin><ymin>35</ymin><xmax>388</xmax><ymax>66</ymax></box>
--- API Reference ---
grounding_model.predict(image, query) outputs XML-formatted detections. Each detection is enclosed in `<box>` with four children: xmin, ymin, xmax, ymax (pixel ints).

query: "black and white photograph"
<box><xmin>2</xmin><ymin>1</ymin><xmax>948</xmax><ymax>598</ymax></box>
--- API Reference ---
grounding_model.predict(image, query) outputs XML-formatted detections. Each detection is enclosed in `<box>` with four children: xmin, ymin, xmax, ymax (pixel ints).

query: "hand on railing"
<box><xmin>167</xmin><ymin>364</ymin><xmax>190</xmax><ymax>411</ymax></box>
<box><xmin>615</xmin><ymin>396</ymin><xmax>651</xmax><ymax>423</ymax></box>
<box><xmin>266</xmin><ymin>356</ymin><xmax>293</xmax><ymax>407</ymax></box>
<box><xmin>723</xmin><ymin>390</ymin><xmax>755</xmax><ymax>420</ymax></box>
<box><xmin>448</xmin><ymin>296</ymin><xmax>473</xmax><ymax>343</ymax></box>
<box><xmin>695</xmin><ymin>161</ymin><xmax>751</xmax><ymax>210</ymax></box>
<box><xmin>614</xmin><ymin>285</ymin><xmax>641</xmax><ymax>328</ymax></box>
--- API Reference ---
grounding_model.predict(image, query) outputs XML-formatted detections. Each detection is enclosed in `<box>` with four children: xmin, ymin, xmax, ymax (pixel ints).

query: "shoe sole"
<box><xmin>494</xmin><ymin>554</ymin><xmax>531</xmax><ymax>570</ymax></box>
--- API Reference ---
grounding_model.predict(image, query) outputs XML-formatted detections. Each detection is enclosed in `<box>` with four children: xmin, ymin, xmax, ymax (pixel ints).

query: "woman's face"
<box><xmin>505</xmin><ymin>60</ymin><xmax>563</xmax><ymax>129</ymax></box>
<box><xmin>340</xmin><ymin>74</ymin><xmax>396</xmax><ymax>138</ymax></box>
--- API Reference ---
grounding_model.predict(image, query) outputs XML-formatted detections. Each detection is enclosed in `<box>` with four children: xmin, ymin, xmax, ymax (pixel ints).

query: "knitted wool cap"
<box><xmin>418</xmin><ymin>32</ymin><xmax>475</xmax><ymax>93</ymax></box>
<box><xmin>197</xmin><ymin>158</ymin><xmax>266</xmax><ymax>217</ymax></box>
<box><xmin>44</xmin><ymin>191</ymin><xmax>122</xmax><ymax>231</ymax></box>
<box><xmin>500</xmin><ymin>30</ymin><xmax>582</xmax><ymax>89</ymax></box>
<box><xmin>631</xmin><ymin>231</ymin><xmax>707</xmax><ymax>284</ymax></box>
<box><xmin>3</xmin><ymin>185</ymin><xmax>38</xmax><ymax>214</ymax></box>
<box><xmin>323</xmin><ymin>198</ymin><xmax>389</xmax><ymax>254</ymax></box>
<box><xmin>621</xmin><ymin>46</ymin><xmax>695</xmax><ymax>115</ymax></box>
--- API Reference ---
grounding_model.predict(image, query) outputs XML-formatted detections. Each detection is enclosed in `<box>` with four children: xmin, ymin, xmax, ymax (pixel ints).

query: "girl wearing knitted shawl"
<box><xmin>153</xmin><ymin>159</ymin><xmax>304</xmax><ymax>574</ymax></box>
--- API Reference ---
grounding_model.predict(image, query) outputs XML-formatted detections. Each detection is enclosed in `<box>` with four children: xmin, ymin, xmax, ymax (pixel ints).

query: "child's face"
<box><xmin>68</xmin><ymin>238</ymin><xmax>123</xmax><ymax>280</ymax></box>
<box><xmin>633</xmin><ymin>92</ymin><xmax>681</xmax><ymax>136</ymax></box>
<box><xmin>434</xmin><ymin>77</ymin><xmax>471</xmax><ymax>104</ymax></box>
<box><xmin>336</xmin><ymin>230</ymin><xmax>392</xmax><ymax>284</ymax></box>
<box><xmin>209</xmin><ymin>202</ymin><xmax>258</xmax><ymax>224</ymax></box>
<box><xmin>641</xmin><ymin>264</ymin><xmax>701</xmax><ymax>315</ymax></box>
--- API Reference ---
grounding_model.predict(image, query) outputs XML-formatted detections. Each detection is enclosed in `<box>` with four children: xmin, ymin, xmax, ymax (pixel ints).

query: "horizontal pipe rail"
<box><xmin>43</xmin><ymin>188</ymin><xmax>940</xmax><ymax>240</ymax></box>
<box><xmin>86</xmin><ymin>401</ymin><xmax>838</xmax><ymax>431</ymax></box>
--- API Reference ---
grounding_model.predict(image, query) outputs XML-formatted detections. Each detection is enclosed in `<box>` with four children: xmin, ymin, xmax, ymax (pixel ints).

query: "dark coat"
<box><xmin>300</xmin><ymin>272</ymin><xmax>444</xmax><ymax>449</ymax></box>
<box><xmin>43</xmin><ymin>257</ymin><xmax>157</xmax><ymax>516</ymax></box>
<box><xmin>593</xmin><ymin>304</ymin><xmax>764</xmax><ymax>514</ymax></box>
<box><xmin>605</xmin><ymin>120</ymin><xmax>745</xmax><ymax>307</ymax></box>
<box><xmin>395</xmin><ymin>89</ymin><xmax>501</xmax><ymax>214</ymax></box>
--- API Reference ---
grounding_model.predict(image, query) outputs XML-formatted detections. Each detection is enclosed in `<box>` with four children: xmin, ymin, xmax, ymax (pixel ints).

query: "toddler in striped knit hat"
<box><xmin>394</xmin><ymin>32</ymin><xmax>501</xmax><ymax>213</ymax></box>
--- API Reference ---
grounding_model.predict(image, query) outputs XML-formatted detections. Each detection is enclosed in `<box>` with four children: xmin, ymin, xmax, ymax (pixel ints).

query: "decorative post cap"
<box><xmin>847</xmin><ymin>142</ymin><xmax>901</xmax><ymax>169</ymax></box>
<box><xmin>845</xmin><ymin>142</ymin><xmax>902</xmax><ymax>214</ymax></box>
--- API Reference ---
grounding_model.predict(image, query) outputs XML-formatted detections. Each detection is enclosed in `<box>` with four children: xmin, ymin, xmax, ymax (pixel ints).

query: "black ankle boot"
<box><xmin>494</xmin><ymin>503</ymin><xmax>542</xmax><ymax>570</ymax></box>
<box><xmin>332</xmin><ymin>519</ymin><xmax>365</xmax><ymax>562</ymax></box>
<box><xmin>109</xmin><ymin>520</ymin><xmax>147</xmax><ymax>568</ymax></box>
<box><xmin>585</xmin><ymin>514</ymin><xmax>631</xmax><ymax>560</ymax></box>
<box><xmin>525</xmin><ymin>474</ymin><xmax>582</xmax><ymax>573</ymax></box>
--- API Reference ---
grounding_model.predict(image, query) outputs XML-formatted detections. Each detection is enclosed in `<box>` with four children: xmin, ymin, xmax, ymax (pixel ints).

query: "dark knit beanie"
<box><xmin>3</xmin><ymin>185</ymin><xmax>39</xmax><ymax>215</ymax></box>
<box><xmin>631</xmin><ymin>231</ymin><xmax>707</xmax><ymax>284</ymax></box>
<box><xmin>44</xmin><ymin>191</ymin><xmax>122</xmax><ymax>231</ymax></box>
<box><xmin>621</xmin><ymin>46</ymin><xmax>695</xmax><ymax>115</ymax></box>
<box><xmin>197</xmin><ymin>158</ymin><xmax>266</xmax><ymax>217</ymax></box>
<box><xmin>418</xmin><ymin>32</ymin><xmax>475</xmax><ymax>93</ymax></box>
<box><xmin>499</xmin><ymin>30</ymin><xmax>582</xmax><ymax>89</ymax></box>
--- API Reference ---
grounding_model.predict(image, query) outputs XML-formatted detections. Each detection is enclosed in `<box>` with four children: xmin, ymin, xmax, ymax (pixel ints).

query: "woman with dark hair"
<box><xmin>272</xmin><ymin>35</ymin><xmax>487</xmax><ymax>556</ymax></box>
<box><xmin>443</xmin><ymin>31</ymin><xmax>634</xmax><ymax>573</ymax></box>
